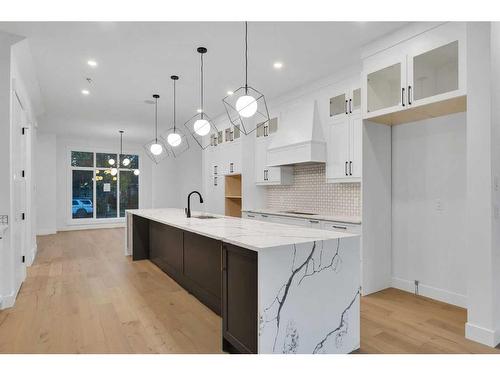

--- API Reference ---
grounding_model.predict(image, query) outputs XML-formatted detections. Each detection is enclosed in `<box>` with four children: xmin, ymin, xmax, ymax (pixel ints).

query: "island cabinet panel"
<box><xmin>132</xmin><ymin>215</ymin><xmax>150</xmax><ymax>261</ymax></box>
<box><xmin>183</xmin><ymin>231</ymin><xmax>222</xmax><ymax>315</ymax></box>
<box><xmin>222</xmin><ymin>243</ymin><xmax>258</xmax><ymax>354</ymax></box>
<box><xmin>149</xmin><ymin>221</ymin><xmax>183</xmax><ymax>279</ymax></box>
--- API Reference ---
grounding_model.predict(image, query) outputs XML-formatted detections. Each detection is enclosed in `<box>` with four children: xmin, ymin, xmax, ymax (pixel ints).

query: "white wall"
<box><xmin>391</xmin><ymin>112</ymin><xmax>467</xmax><ymax>307</ymax></box>
<box><xmin>35</xmin><ymin>132</ymin><xmax>57</xmax><ymax>234</ymax></box>
<box><xmin>153</xmin><ymin>145</ymin><xmax>203</xmax><ymax>212</ymax></box>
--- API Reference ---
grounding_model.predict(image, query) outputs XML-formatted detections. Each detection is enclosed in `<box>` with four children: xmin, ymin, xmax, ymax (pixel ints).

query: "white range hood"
<box><xmin>267</xmin><ymin>99</ymin><xmax>326</xmax><ymax>166</ymax></box>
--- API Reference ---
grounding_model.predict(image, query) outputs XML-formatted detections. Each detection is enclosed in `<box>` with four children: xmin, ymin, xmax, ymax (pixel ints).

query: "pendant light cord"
<box><xmin>154</xmin><ymin>96</ymin><xmax>158</xmax><ymax>142</ymax></box>
<box><xmin>200</xmin><ymin>52</ymin><xmax>204</xmax><ymax>119</ymax></box>
<box><xmin>120</xmin><ymin>132</ymin><xmax>123</xmax><ymax>155</ymax></box>
<box><xmin>173</xmin><ymin>78</ymin><xmax>176</xmax><ymax>132</ymax></box>
<box><xmin>245</xmin><ymin>21</ymin><xmax>248</xmax><ymax>94</ymax></box>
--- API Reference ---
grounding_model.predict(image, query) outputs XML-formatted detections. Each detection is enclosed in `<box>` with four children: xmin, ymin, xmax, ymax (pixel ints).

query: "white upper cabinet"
<box><xmin>362</xmin><ymin>22</ymin><xmax>466</xmax><ymax>124</ymax></box>
<box><xmin>254</xmin><ymin>135</ymin><xmax>293</xmax><ymax>186</ymax></box>
<box><xmin>326</xmin><ymin>78</ymin><xmax>362</xmax><ymax>183</ymax></box>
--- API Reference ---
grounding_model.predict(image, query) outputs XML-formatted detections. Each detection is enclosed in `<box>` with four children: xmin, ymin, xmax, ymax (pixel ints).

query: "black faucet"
<box><xmin>185</xmin><ymin>191</ymin><xmax>204</xmax><ymax>218</ymax></box>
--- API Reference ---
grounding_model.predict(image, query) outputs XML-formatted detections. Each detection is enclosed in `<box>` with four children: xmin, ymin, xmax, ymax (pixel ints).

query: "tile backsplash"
<box><xmin>266</xmin><ymin>164</ymin><xmax>361</xmax><ymax>217</ymax></box>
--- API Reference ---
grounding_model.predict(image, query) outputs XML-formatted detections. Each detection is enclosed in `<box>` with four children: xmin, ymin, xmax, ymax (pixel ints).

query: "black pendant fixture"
<box><xmin>162</xmin><ymin>75</ymin><xmax>189</xmax><ymax>157</ymax></box>
<box><xmin>184</xmin><ymin>47</ymin><xmax>218</xmax><ymax>149</ymax></box>
<box><xmin>143</xmin><ymin>94</ymin><xmax>169</xmax><ymax>164</ymax></box>
<box><xmin>119</xmin><ymin>130</ymin><xmax>140</xmax><ymax>176</ymax></box>
<box><xmin>222</xmin><ymin>21</ymin><xmax>270</xmax><ymax>135</ymax></box>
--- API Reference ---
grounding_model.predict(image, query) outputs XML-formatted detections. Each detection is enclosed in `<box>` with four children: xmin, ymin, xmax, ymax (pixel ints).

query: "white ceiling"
<box><xmin>0</xmin><ymin>22</ymin><xmax>407</xmax><ymax>142</ymax></box>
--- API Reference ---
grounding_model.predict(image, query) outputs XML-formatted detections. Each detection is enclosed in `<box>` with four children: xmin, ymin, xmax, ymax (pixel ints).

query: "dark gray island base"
<box><xmin>127</xmin><ymin>209</ymin><xmax>360</xmax><ymax>354</ymax></box>
<box><xmin>132</xmin><ymin>214</ymin><xmax>258</xmax><ymax>354</ymax></box>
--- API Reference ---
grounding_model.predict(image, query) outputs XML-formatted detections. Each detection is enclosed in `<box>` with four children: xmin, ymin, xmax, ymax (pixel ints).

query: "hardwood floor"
<box><xmin>0</xmin><ymin>228</ymin><xmax>498</xmax><ymax>354</ymax></box>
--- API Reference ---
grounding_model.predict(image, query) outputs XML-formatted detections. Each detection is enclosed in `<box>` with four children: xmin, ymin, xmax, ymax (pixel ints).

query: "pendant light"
<box><xmin>222</xmin><ymin>21</ymin><xmax>270</xmax><ymax>135</ymax></box>
<box><xmin>144</xmin><ymin>94</ymin><xmax>169</xmax><ymax>164</ymax></box>
<box><xmin>162</xmin><ymin>75</ymin><xmax>189</xmax><ymax>157</ymax></box>
<box><xmin>118</xmin><ymin>130</ymin><xmax>140</xmax><ymax>176</ymax></box>
<box><xmin>183</xmin><ymin>47</ymin><xmax>218</xmax><ymax>149</ymax></box>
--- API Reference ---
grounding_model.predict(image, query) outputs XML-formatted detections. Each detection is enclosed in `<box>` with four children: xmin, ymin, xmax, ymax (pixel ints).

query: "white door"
<box><xmin>326</xmin><ymin>117</ymin><xmax>350</xmax><ymax>180</ymax></box>
<box><xmin>349</xmin><ymin>114</ymin><xmax>362</xmax><ymax>179</ymax></box>
<box><xmin>12</xmin><ymin>90</ymin><xmax>27</xmax><ymax>288</ymax></box>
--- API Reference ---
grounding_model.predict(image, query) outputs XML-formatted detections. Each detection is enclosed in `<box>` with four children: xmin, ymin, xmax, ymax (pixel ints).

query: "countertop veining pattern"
<box><xmin>127</xmin><ymin>208</ymin><xmax>356</xmax><ymax>251</ymax></box>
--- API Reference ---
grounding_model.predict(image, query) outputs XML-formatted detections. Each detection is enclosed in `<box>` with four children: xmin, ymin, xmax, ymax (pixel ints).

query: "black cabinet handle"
<box><xmin>349</xmin><ymin>161</ymin><xmax>352</xmax><ymax>176</ymax></box>
<box><xmin>345</xmin><ymin>100</ymin><xmax>348</xmax><ymax>114</ymax></box>
<box><xmin>309</xmin><ymin>220</ymin><xmax>320</xmax><ymax>224</ymax></box>
<box><xmin>345</xmin><ymin>161</ymin><xmax>348</xmax><ymax>176</ymax></box>
<box><xmin>261</xmin><ymin>214</ymin><xmax>268</xmax><ymax>218</ymax></box>
<box><xmin>408</xmin><ymin>85</ymin><xmax>412</xmax><ymax>105</ymax></box>
<box><xmin>402</xmin><ymin>87</ymin><xmax>405</xmax><ymax>107</ymax></box>
<box><xmin>349</xmin><ymin>98</ymin><xmax>352</xmax><ymax>113</ymax></box>
<box><xmin>332</xmin><ymin>225</ymin><xmax>347</xmax><ymax>230</ymax></box>
<box><xmin>230</xmin><ymin>163</ymin><xmax>234</xmax><ymax>173</ymax></box>
<box><xmin>247</xmin><ymin>214</ymin><xmax>255</xmax><ymax>218</ymax></box>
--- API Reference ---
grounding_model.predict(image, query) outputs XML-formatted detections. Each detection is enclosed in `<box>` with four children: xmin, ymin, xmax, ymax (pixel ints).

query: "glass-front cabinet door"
<box><xmin>365</xmin><ymin>58</ymin><xmax>406</xmax><ymax>116</ymax></box>
<box><xmin>329</xmin><ymin>92</ymin><xmax>347</xmax><ymax>119</ymax></box>
<box><xmin>407</xmin><ymin>36</ymin><xmax>464</xmax><ymax>107</ymax></box>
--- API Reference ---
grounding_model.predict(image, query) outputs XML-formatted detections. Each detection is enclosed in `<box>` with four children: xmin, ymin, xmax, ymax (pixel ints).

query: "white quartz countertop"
<box><xmin>242</xmin><ymin>208</ymin><xmax>362</xmax><ymax>225</ymax></box>
<box><xmin>127</xmin><ymin>208</ymin><xmax>358</xmax><ymax>251</ymax></box>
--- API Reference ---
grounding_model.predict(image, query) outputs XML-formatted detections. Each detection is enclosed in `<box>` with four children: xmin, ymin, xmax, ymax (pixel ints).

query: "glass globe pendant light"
<box><xmin>184</xmin><ymin>47</ymin><xmax>218</xmax><ymax>149</ymax></box>
<box><xmin>162</xmin><ymin>75</ymin><xmax>189</xmax><ymax>157</ymax></box>
<box><xmin>222</xmin><ymin>21</ymin><xmax>270</xmax><ymax>135</ymax></box>
<box><xmin>143</xmin><ymin>94</ymin><xmax>169</xmax><ymax>164</ymax></box>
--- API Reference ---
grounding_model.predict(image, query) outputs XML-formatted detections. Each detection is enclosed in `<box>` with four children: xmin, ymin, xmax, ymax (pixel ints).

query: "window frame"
<box><xmin>67</xmin><ymin>146</ymin><xmax>140</xmax><ymax>225</ymax></box>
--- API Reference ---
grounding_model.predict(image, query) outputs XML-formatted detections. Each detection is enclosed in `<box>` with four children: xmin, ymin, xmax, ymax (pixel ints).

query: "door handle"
<box><xmin>408</xmin><ymin>85</ymin><xmax>412</xmax><ymax>105</ymax></box>
<box><xmin>349</xmin><ymin>98</ymin><xmax>352</xmax><ymax>113</ymax></box>
<box><xmin>345</xmin><ymin>100</ymin><xmax>348</xmax><ymax>115</ymax></box>
<box><xmin>345</xmin><ymin>161</ymin><xmax>348</xmax><ymax>176</ymax></box>
<box><xmin>402</xmin><ymin>87</ymin><xmax>405</xmax><ymax>107</ymax></box>
<box><xmin>349</xmin><ymin>161</ymin><xmax>352</xmax><ymax>176</ymax></box>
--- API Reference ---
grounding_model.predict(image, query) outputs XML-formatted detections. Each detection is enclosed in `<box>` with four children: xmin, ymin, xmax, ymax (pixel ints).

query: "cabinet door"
<box><xmin>326</xmin><ymin>117</ymin><xmax>350</xmax><ymax>180</ymax></box>
<box><xmin>266</xmin><ymin>167</ymin><xmax>282</xmax><ymax>183</ymax></box>
<box><xmin>254</xmin><ymin>139</ymin><xmax>267</xmax><ymax>184</ymax></box>
<box><xmin>364</xmin><ymin>54</ymin><xmax>407</xmax><ymax>117</ymax></box>
<box><xmin>329</xmin><ymin>92</ymin><xmax>348</xmax><ymax>119</ymax></box>
<box><xmin>349</xmin><ymin>114</ymin><xmax>362</xmax><ymax>179</ymax></box>
<box><xmin>408</xmin><ymin>38</ymin><xmax>462</xmax><ymax>107</ymax></box>
<box><xmin>183</xmin><ymin>231</ymin><xmax>222</xmax><ymax>313</ymax></box>
<box><xmin>149</xmin><ymin>222</ymin><xmax>183</xmax><ymax>276</ymax></box>
<box><xmin>222</xmin><ymin>243</ymin><xmax>258</xmax><ymax>354</ymax></box>
<box><xmin>350</xmin><ymin>87</ymin><xmax>361</xmax><ymax>114</ymax></box>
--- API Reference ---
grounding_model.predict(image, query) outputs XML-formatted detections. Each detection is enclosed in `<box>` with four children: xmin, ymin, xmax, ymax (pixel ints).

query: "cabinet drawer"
<box><xmin>321</xmin><ymin>221</ymin><xmax>361</xmax><ymax>234</ymax></box>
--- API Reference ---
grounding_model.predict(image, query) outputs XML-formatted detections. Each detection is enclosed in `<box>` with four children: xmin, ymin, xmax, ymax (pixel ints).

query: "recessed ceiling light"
<box><xmin>197</xmin><ymin>108</ymin><xmax>203</xmax><ymax>113</ymax></box>
<box><xmin>227</xmin><ymin>91</ymin><xmax>234</xmax><ymax>96</ymax></box>
<box><xmin>81</xmin><ymin>89</ymin><xmax>90</xmax><ymax>95</ymax></box>
<box><xmin>273</xmin><ymin>62</ymin><xmax>283</xmax><ymax>69</ymax></box>
<box><xmin>87</xmin><ymin>60</ymin><xmax>98</xmax><ymax>67</ymax></box>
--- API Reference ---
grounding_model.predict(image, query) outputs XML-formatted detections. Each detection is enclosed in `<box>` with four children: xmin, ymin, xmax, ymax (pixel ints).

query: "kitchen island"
<box><xmin>125</xmin><ymin>208</ymin><xmax>361</xmax><ymax>354</ymax></box>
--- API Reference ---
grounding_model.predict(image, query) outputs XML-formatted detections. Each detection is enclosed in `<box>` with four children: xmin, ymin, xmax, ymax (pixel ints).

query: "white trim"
<box><xmin>36</xmin><ymin>229</ymin><xmax>57</xmax><ymax>236</ymax></box>
<box><xmin>391</xmin><ymin>277</ymin><xmax>467</xmax><ymax>308</ymax></box>
<box><xmin>0</xmin><ymin>281</ymin><xmax>22</xmax><ymax>310</ymax></box>
<box><xmin>57</xmin><ymin>222</ymin><xmax>126</xmax><ymax>232</ymax></box>
<box><xmin>26</xmin><ymin>244</ymin><xmax>37</xmax><ymax>266</ymax></box>
<box><xmin>465</xmin><ymin>322</ymin><xmax>500</xmax><ymax>348</ymax></box>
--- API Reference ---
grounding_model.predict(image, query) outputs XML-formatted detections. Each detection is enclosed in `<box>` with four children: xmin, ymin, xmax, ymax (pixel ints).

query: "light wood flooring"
<box><xmin>0</xmin><ymin>228</ymin><xmax>498</xmax><ymax>354</ymax></box>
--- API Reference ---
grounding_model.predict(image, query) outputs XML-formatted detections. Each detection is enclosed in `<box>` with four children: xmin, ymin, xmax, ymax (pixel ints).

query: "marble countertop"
<box><xmin>242</xmin><ymin>208</ymin><xmax>362</xmax><ymax>224</ymax></box>
<box><xmin>127</xmin><ymin>208</ymin><xmax>358</xmax><ymax>251</ymax></box>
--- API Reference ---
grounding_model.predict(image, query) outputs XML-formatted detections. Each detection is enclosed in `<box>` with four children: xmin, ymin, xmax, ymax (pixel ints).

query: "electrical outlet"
<box><xmin>435</xmin><ymin>199</ymin><xmax>443</xmax><ymax>213</ymax></box>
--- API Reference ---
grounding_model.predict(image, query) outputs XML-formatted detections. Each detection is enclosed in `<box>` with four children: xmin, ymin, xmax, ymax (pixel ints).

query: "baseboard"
<box><xmin>391</xmin><ymin>277</ymin><xmax>467</xmax><ymax>308</ymax></box>
<box><xmin>37</xmin><ymin>229</ymin><xmax>57</xmax><ymax>235</ymax></box>
<box><xmin>465</xmin><ymin>322</ymin><xmax>500</xmax><ymax>347</ymax></box>
<box><xmin>26</xmin><ymin>244</ymin><xmax>37</xmax><ymax>266</ymax></box>
<box><xmin>57</xmin><ymin>223</ymin><xmax>126</xmax><ymax>232</ymax></box>
<box><xmin>0</xmin><ymin>282</ymin><xmax>22</xmax><ymax>310</ymax></box>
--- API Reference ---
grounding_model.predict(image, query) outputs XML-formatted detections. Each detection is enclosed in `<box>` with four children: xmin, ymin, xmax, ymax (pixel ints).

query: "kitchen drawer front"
<box><xmin>321</xmin><ymin>221</ymin><xmax>361</xmax><ymax>234</ymax></box>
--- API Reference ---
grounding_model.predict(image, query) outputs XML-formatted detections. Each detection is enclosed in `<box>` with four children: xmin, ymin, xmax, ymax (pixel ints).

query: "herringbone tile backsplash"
<box><xmin>266</xmin><ymin>164</ymin><xmax>361</xmax><ymax>217</ymax></box>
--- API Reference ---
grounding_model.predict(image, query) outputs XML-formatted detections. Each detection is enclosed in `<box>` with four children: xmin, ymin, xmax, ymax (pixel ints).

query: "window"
<box><xmin>70</xmin><ymin>150</ymin><xmax>139</xmax><ymax>220</ymax></box>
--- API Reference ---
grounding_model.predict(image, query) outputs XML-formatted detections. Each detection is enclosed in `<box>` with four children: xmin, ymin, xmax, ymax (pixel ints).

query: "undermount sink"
<box><xmin>192</xmin><ymin>215</ymin><xmax>219</xmax><ymax>219</ymax></box>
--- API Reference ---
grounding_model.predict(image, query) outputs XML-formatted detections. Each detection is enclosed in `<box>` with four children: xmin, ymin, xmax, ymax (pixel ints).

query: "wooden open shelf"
<box><xmin>366</xmin><ymin>95</ymin><xmax>466</xmax><ymax>126</ymax></box>
<box><xmin>225</xmin><ymin>174</ymin><xmax>242</xmax><ymax>218</ymax></box>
